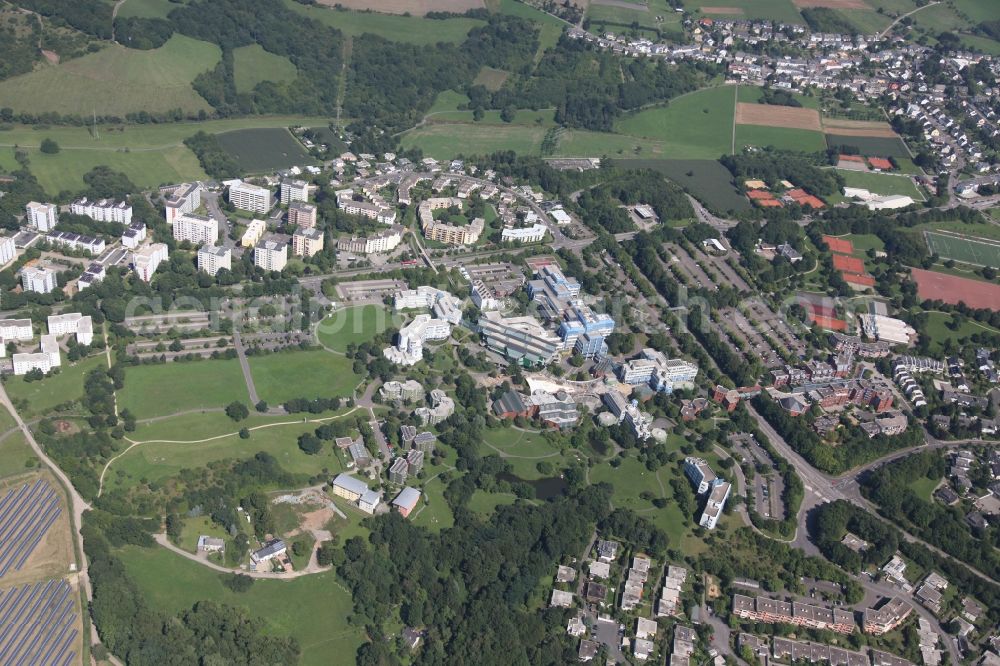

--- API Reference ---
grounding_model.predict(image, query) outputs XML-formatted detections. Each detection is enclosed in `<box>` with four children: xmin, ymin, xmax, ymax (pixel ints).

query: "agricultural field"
<box><xmin>401</xmin><ymin>121</ymin><xmax>546</xmax><ymax>158</ymax></box>
<box><xmin>682</xmin><ymin>0</ymin><xmax>804</xmax><ymax>23</ymax></box>
<box><xmin>615</xmin><ymin>86</ymin><xmax>737</xmax><ymax>159</ymax></box>
<box><xmin>924</xmin><ymin>231</ymin><xmax>1000</xmax><ymax>268</ymax></box>
<box><xmin>315</xmin><ymin>0</ymin><xmax>484</xmax><ymax>15</ymax></box>
<box><xmin>247</xmin><ymin>350</ymin><xmax>361</xmax><ymax>405</ymax></box>
<box><xmin>0</xmin><ymin>35</ymin><xmax>219</xmax><ymax>117</ymax></box>
<box><xmin>737</xmin><ymin>85</ymin><xmax>820</xmax><ymax>109</ymax></box>
<box><xmin>838</xmin><ymin>169</ymin><xmax>925</xmax><ymax>199</ymax></box>
<box><xmin>215</xmin><ymin>128</ymin><xmax>317</xmax><ymax>173</ymax></box>
<box><xmin>735</xmin><ymin>124</ymin><xmax>827</xmax><ymax>153</ymax></box>
<box><xmin>4</xmin><ymin>355</ymin><xmax>106</xmax><ymax>417</ymax></box>
<box><xmin>233</xmin><ymin>45</ymin><xmax>297</xmax><ymax>94</ymax></box>
<box><xmin>116</xmin><ymin>0</ymin><xmax>188</xmax><ymax>19</ymax></box>
<box><xmin>316</xmin><ymin>305</ymin><xmax>394</xmax><ymax>352</ymax></box>
<box><xmin>825</xmin><ymin>132</ymin><xmax>911</xmax><ymax>158</ymax></box>
<box><xmin>283</xmin><ymin>0</ymin><xmax>485</xmax><ymax>45</ymax></box>
<box><xmin>586</xmin><ymin>0</ymin><xmax>685</xmax><ymax>36</ymax></box>
<box><xmin>118</xmin><ymin>545</ymin><xmax>365</xmax><ymax>666</ymax></box>
<box><xmin>118</xmin><ymin>359</ymin><xmax>249</xmax><ymax>419</ymax></box>
<box><xmin>614</xmin><ymin>158</ymin><xmax>751</xmax><ymax>213</ymax></box>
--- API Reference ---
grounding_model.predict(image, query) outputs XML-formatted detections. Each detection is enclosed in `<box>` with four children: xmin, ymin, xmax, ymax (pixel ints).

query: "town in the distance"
<box><xmin>0</xmin><ymin>0</ymin><xmax>998</xmax><ymax>665</ymax></box>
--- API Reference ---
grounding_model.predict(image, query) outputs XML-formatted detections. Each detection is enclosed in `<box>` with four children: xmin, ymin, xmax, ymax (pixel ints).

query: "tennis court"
<box><xmin>925</xmin><ymin>230</ymin><xmax>1000</xmax><ymax>268</ymax></box>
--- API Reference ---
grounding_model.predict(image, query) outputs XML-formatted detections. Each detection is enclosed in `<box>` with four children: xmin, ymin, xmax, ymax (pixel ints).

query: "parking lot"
<box><xmin>729</xmin><ymin>433</ymin><xmax>785</xmax><ymax>521</ymax></box>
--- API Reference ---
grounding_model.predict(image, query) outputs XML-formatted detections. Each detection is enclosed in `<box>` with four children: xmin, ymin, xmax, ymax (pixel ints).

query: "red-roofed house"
<box><xmin>867</xmin><ymin>157</ymin><xmax>893</xmax><ymax>171</ymax></box>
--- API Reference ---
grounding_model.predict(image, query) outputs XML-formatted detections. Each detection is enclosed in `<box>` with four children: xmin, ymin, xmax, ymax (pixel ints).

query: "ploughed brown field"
<box><xmin>735</xmin><ymin>102</ymin><xmax>822</xmax><ymax>131</ymax></box>
<box><xmin>821</xmin><ymin>118</ymin><xmax>898</xmax><ymax>137</ymax></box>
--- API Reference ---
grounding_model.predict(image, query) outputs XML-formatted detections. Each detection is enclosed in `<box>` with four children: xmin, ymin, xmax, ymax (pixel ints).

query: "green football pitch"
<box><xmin>925</xmin><ymin>231</ymin><xmax>1000</xmax><ymax>268</ymax></box>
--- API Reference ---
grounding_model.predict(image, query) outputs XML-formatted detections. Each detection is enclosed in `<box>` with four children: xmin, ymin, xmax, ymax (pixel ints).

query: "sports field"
<box><xmin>283</xmin><ymin>0</ymin><xmax>485</xmax><ymax>45</ymax></box>
<box><xmin>233</xmin><ymin>45</ymin><xmax>297</xmax><ymax>94</ymax></box>
<box><xmin>911</xmin><ymin>268</ymin><xmax>1000</xmax><ymax>310</ymax></box>
<box><xmin>119</xmin><ymin>546</ymin><xmax>364</xmax><ymax>666</ymax></box>
<box><xmin>215</xmin><ymin>128</ymin><xmax>317</xmax><ymax>173</ymax></box>
<box><xmin>838</xmin><ymin>169</ymin><xmax>924</xmax><ymax>199</ymax></box>
<box><xmin>0</xmin><ymin>35</ymin><xmax>219</xmax><ymax>117</ymax></box>
<box><xmin>924</xmin><ymin>231</ymin><xmax>1000</xmax><ymax>268</ymax></box>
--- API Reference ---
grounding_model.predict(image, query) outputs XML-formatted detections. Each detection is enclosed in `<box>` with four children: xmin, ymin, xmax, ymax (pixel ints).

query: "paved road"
<box><xmin>153</xmin><ymin>534</ymin><xmax>332</xmax><ymax>579</ymax></box>
<box><xmin>230</xmin><ymin>309</ymin><xmax>260</xmax><ymax>405</ymax></box>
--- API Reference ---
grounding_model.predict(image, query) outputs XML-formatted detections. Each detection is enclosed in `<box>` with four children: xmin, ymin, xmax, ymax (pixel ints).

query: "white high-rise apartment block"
<box><xmin>162</xmin><ymin>182</ymin><xmax>203</xmax><ymax>224</ymax></box>
<box><xmin>132</xmin><ymin>243</ymin><xmax>169</xmax><ymax>282</ymax></box>
<box><xmin>173</xmin><ymin>213</ymin><xmax>219</xmax><ymax>246</ymax></box>
<box><xmin>229</xmin><ymin>181</ymin><xmax>272</xmax><ymax>214</ymax></box>
<box><xmin>122</xmin><ymin>222</ymin><xmax>147</xmax><ymax>249</ymax></box>
<box><xmin>47</xmin><ymin>313</ymin><xmax>93</xmax><ymax>346</ymax></box>
<box><xmin>70</xmin><ymin>198</ymin><xmax>132</xmax><ymax>225</ymax></box>
<box><xmin>254</xmin><ymin>239</ymin><xmax>287</xmax><ymax>272</ymax></box>
<box><xmin>198</xmin><ymin>245</ymin><xmax>232</xmax><ymax>276</ymax></box>
<box><xmin>25</xmin><ymin>202</ymin><xmax>58</xmax><ymax>232</ymax></box>
<box><xmin>383</xmin><ymin>314</ymin><xmax>451</xmax><ymax>366</ymax></box>
<box><xmin>280</xmin><ymin>179</ymin><xmax>309</xmax><ymax>205</ymax></box>
<box><xmin>21</xmin><ymin>266</ymin><xmax>56</xmax><ymax>294</ymax></box>
<box><xmin>0</xmin><ymin>236</ymin><xmax>15</xmax><ymax>265</ymax></box>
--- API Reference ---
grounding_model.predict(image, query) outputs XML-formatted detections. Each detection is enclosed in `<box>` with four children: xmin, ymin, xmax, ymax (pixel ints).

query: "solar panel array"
<box><xmin>0</xmin><ymin>479</ymin><xmax>62</xmax><ymax>578</ymax></box>
<box><xmin>0</xmin><ymin>579</ymin><xmax>77</xmax><ymax>666</ymax></box>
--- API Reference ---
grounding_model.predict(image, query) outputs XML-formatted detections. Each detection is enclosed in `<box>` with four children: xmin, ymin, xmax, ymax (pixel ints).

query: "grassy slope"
<box><xmin>247</xmin><ymin>350</ymin><xmax>361</xmax><ymax>405</ymax></box>
<box><xmin>118</xmin><ymin>545</ymin><xmax>364</xmax><ymax>666</ymax></box>
<box><xmin>233</xmin><ymin>45</ymin><xmax>298</xmax><ymax>94</ymax></box>
<box><xmin>315</xmin><ymin>306</ymin><xmax>394</xmax><ymax>353</ymax></box>
<box><xmin>0</xmin><ymin>35</ymin><xmax>219</xmax><ymax>117</ymax></box>
<box><xmin>5</xmin><ymin>355</ymin><xmax>106</xmax><ymax>417</ymax></box>
<box><xmin>615</xmin><ymin>86</ymin><xmax>736</xmax><ymax>159</ymax></box>
<box><xmin>735</xmin><ymin>124</ymin><xmax>827</xmax><ymax>153</ymax></box>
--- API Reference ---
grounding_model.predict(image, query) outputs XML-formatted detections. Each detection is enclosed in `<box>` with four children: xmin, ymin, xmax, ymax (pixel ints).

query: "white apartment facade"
<box><xmin>173</xmin><ymin>213</ymin><xmax>219</xmax><ymax>246</ymax></box>
<box><xmin>70</xmin><ymin>198</ymin><xmax>132</xmax><ymax>225</ymax></box>
<box><xmin>25</xmin><ymin>202</ymin><xmax>57</xmax><ymax>232</ymax></box>
<box><xmin>47</xmin><ymin>313</ymin><xmax>93</xmax><ymax>345</ymax></box>
<box><xmin>21</xmin><ymin>266</ymin><xmax>56</xmax><ymax>294</ymax></box>
<box><xmin>254</xmin><ymin>239</ymin><xmax>288</xmax><ymax>272</ymax></box>
<box><xmin>132</xmin><ymin>243</ymin><xmax>169</xmax><ymax>282</ymax></box>
<box><xmin>229</xmin><ymin>181</ymin><xmax>272</xmax><ymax>214</ymax></box>
<box><xmin>198</xmin><ymin>245</ymin><xmax>232</xmax><ymax>276</ymax></box>
<box><xmin>0</xmin><ymin>236</ymin><xmax>15</xmax><ymax>265</ymax></box>
<box><xmin>162</xmin><ymin>182</ymin><xmax>202</xmax><ymax>224</ymax></box>
<box><xmin>280</xmin><ymin>179</ymin><xmax>309</xmax><ymax>205</ymax></box>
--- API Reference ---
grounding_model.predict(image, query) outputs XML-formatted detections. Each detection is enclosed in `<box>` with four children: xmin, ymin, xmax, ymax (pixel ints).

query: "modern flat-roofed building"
<box><xmin>418</xmin><ymin>197</ymin><xmax>483</xmax><ymax>245</ymax></box>
<box><xmin>70</xmin><ymin>197</ymin><xmax>132</xmax><ymax>225</ymax></box>
<box><xmin>254</xmin><ymin>238</ymin><xmax>288</xmax><ymax>272</ymax></box>
<box><xmin>684</xmin><ymin>457</ymin><xmax>717</xmax><ymax>495</ymax></box>
<box><xmin>732</xmin><ymin>594</ymin><xmax>856</xmax><ymax>634</ymax></box>
<box><xmin>414</xmin><ymin>389</ymin><xmax>454</xmax><ymax>425</ymax></box>
<box><xmin>122</xmin><ymin>221</ymin><xmax>147</xmax><ymax>249</ymax></box>
<box><xmin>619</xmin><ymin>348</ymin><xmax>699</xmax><ymax>393</ymax></box>
<box><xmin>479</xmin><ymin>310</ymin><xmax>561</xmax><ymax>366</ymax></box>
<box><xmin>280</xmin><ymin>179</ymin><xmax>309</xmax><ymax>204</ymax></box>
<box><xmin>77</xmin><ymin>263</ymin><xmax>106</xmax><ymax>291</ymax></box>
<box><xmin>229</xmin><ymin>181</ymin><xmax>272</xmax><ymax>213</ymax></box>
<box><xmin>528</xmin><ymin>265</ymin><xmax>581</xmax><ymax>319</ymax></box>
<box><xmin>251</xmin><ymin>539</ymin><xmax>286</xmax><ymax>565</ymax></box>
<box><xmin>501</xmin><ymin>224</ymin><xmax>547</xmax><ymax>243</ymax></box>
<box><xmin>292</xmin><ymin>227</ymin><xmax>324</xmax><ymax>257</ymax></box>
<box><xmin>336</xmin><ymin>225</ymin><xmax>404</xmax><ymax>254</ymax></box>
<box><xmin>558</xmin><ymin>301</ymin><xmax>615</xmax><ymax>358</ymax></box>
<box><xmin>13</xmin><ymin>333</ymin><xmax>61</xmax><ymax>375</ymax></box>
<box><xmin>0</xmin><ymin>236</ymin><xmax>14</xmax><ymax>265</ymax></box>
<box><xmin>173</xmin><ymin>213</ymin><xmax>219</xmax><ymax>245</ymax></box>
<box><xmin>0</xmin><ymin>318</ymin><xmax>33</xmax><ymax>342</ymax></box>
<box><xmin>389</xmin><ymin>457</ymin><xmax>409</xmax><ymax>485</ymax></box>
<box><xmin>392</xmin><ymin>487</ymin><xmax>420</xmax><ymax>518</ymax></box>
<box><xmin>241</xmin><ymin>219</ymin><xmax>267</xmax><ymax>248</ymax></box>
<box><xmin>25</xmin><ymin>202</ymin><xmax>57</xmax><ymax>232</ymax></box>
<box><xmin>198</xmin><ymin>245</ymin><xmax>232</xmax><ymax>276</ymax></box>
<box><xmin>132</xmin><ymin>243</ymin><xmax>169</xmax><ymax>282</ymax></box>
<box><xmin>331</xmin><ymin>474</ymin><xmax>369</xmax><ymax>502</ymax></box>
<box><xmin>380</xmin><ymin>379</ymin><xmax>425</xmax><ymax>402</ymax></box>
<box><xmin>162</xmin><ymin>182</ymin><xmax>202</xmax><ymax>224</ymax></box>
<box><xmin>47</xmin><ymin>313</ymin><xmax>93</xmax><ymax>345</ymax></box>
<box><xmin>863</xmin><ymin>597</ymin><xmax>911</xmax><ymax>635</ymax></box>
<box><xmin>21</xmin><ymin>266</ymin><xmax>56</xmax><ymax>294</ymax></box>
<box><xmin>699</xmin><ymin>480</ymin><xmax>731</xmax><ymax>529</ymax></box>
<box><xmin>288</xmin><ymin>201</ymin><xmax>317</xmax><ymax>228</ymax></box>
<box><xmin>46</xmin><ymin>231</ymin><xmax>105</xmax><ymax>255</ymax></box>
<box><xmin>383</xmin><ymin>314</ymin><xmax>451</xmax><ymax>366</ymax></box>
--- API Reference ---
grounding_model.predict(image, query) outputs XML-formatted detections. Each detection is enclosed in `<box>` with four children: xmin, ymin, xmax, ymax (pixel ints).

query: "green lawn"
<box><xmin>4</xmin><ymin>355</ymin><xmax>106</xmax><ymax>417</ymax></box>
<box><xmin>0</xmin><ymin>433</ymin><xmax>37</xmax><ymax>480</ymax></box>
<box><xmin>615</xmin><ymin>86</ymin><xmax>736</xmax><ymax>159</ymax></box>
<box><xmin>737</xmin><ymin>85</ymin><xmax>820</xmax><ymax>109</ymax></box>
<box><xmin>427</xmin><ymin>90</ymin><xmax>471</xmax><ymax>114</ymax></box>
<box><xmin>586</xmin><ymin>0</ymin><xmax>684</xmax><ymax>34</ymax></box>
<box><xmin>925</xmin><ymin>232</ymin><xmax>1000</xmax><ymax>268</ymax></box>
<box><xmin>0</xmin><ymin>35</ymin><xmax>219</xmax><ymax>117</ymax></box>
<box><xmin>907</xmin><ymin>476</ymin><xmax>939</xmax><ymax>502</ymax></box>
<box><xmin>118</xmin><ymin>545</ymin><xmax>365</xmax><ymax>666</ymax></box>
<box><xmin>846</xmin><ymin>234</ymin><xmax>885</xmax><ymax>253</ymax></box>
<box><xmin>215</xmin><ymin>127</ymin><xmax>317</xmax><ymax>173</ymax></box>
<box><xmin>0</xmin><ymin>116</ymin><xmax>329</xmax><ymax>194</ymax></box>
<box><xmin>177</xmin><ymin>515</ymin><xmax>229</xmax><ymax>553</ymax></box>
<box><xmin>589</xmin><ymin>456</ymin><xmax>689</xmax><ymax>547</ymax></box>
<box><xmin>233</xmin><ymin>45</ymin><xmax>297</xmax><ymax>94</ymax></box>
<box><xmin>473</xmin><ymin>66</ymin><xmax>509</xmax><ymax>92</ymax></box>
<box><xmin>316</xmin><ymin>306</ymin><xmax>394</xmax><ymax>352</ymax></box>
<box><xmin>467</xmin><ymin>489</ymin><xmax>520</xmax><ymax>516</ymax></box>
<box><xmin>401</xmin><ymin>122</ymin><xmax>547</xmax><ymax>159</ymax></box>
<box><xmin>427</xmin><ymin>108</ymin><xmax>556</xmax><ymax>127</ymax></box>
<box><xmin>838</xmin><ymin>169</ymin><xmax>925</xmax><ymax>200</ymax></box>
<box><xmin>735</xmin><ymin>124</ymin><xmax>827</xmax><ymax>153</ymax></box>
<box><xmin>119</xmin><ymin>359</ymin><xmax>249</xmax><ymax>419</ymax></box>
<box><xmin>284</xmin><ymin>0</ymin><xmax>484</xmax><ymax>45</ymax></box>
<box><xmin>613</xmin><ymin>158</ymin><xmax>750</xmax><ymax>214</ymax></box>
<box><xmin>248</xmin><ymin>350</ymin><xmax>362</xmax><ymax>404</ymax></box>
<box><xmin>107</xmin><ymin>410</ymin><xmax>359</xmax><ymax>490</ymax></box>
<box><xmin>117</xmin><ymin>0</ymin><xmax>187</xmax><ymax>19</ymax></box>
<box><xmin>920</xmin><ymin>311</ymin><xmax>1000</xmax><ymax>354</ymax></box>
<box><xmin>411</xmin><ymin>477</ymin><xmax>454</xmax><ymax>532</ymax></box>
